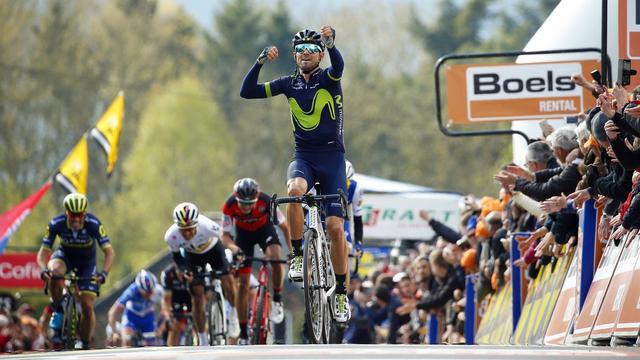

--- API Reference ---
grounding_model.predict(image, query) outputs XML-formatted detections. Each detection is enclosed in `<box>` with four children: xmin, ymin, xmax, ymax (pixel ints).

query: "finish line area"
<box><xmin>9</xmin><ymin>345</ymin><xmax>640</xmax><ymax>360</ymax></box>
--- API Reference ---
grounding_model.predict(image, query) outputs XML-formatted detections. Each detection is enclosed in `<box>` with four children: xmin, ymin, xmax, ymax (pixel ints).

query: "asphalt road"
<box><xmin>8</xmin><ymin>345</ymin><xmax>640</xmax><ymax>360</ymax></box>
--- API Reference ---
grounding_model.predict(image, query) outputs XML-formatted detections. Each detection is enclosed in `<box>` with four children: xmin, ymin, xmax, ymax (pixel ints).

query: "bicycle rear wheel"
<box><xmin>303</xmin><ymin>229</ymin><xmax>324</xmax><ymax>344</ymax></box>
<box><xmin>208</xmin><ymin>295</ymin><xmax>226</xmax><ymax>345</ymax></box>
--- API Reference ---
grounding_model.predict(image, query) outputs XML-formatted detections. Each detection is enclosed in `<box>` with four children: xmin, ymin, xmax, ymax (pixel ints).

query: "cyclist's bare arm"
<box><xmin>107</xmin><ymin>303</ymin><xmax>124</xmax><ymax>336</ymax></box>
<box><xmin>221</xmin><ymin>231</ymin><xmax>241</xmax><ymax>254</ymax></box>
<box><xmin>101</xmin><ymin>245</ymin><xmax>115</xmax><ymax>275</ymax></box>
<box><xmin>37</xmin><ymin>246</ymin><xmax>52</xmax><ymax>270</ymax></box>
<box><xmin>161</xmin><ymin>291</ymin><xmax>172</xmax><ymax>319</ymax></box>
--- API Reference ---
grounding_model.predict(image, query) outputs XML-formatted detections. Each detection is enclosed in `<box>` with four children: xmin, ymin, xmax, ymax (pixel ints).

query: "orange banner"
<box><xmin>447</xmin><ymin>60</ymin><xmax>599</xmax><ymax>124</ymax></box>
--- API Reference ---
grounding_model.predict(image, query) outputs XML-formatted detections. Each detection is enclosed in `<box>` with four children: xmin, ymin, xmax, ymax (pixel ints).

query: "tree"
<box><xmin>101</xmin><ymin>76</ymin><xmax>236</xmax><ymax>285</ymax></box>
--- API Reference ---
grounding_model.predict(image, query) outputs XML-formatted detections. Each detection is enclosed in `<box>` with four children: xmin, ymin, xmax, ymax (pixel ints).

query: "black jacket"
<box><xmin>514</xmin><ymin>161</ymin><xmax>582</xmax><ymax>201</ymax></box>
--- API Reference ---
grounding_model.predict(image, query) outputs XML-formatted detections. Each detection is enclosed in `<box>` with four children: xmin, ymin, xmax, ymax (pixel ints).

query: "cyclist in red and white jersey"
<box><xmin>221</xmin><ymin>178</ymin><xmax>291</xmax><ymax>344</ymax></box>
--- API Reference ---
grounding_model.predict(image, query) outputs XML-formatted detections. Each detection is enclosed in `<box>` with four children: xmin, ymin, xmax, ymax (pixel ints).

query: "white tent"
<box><xmin>511</xmin><ymin>0</ymin><xmax>619</xmax><ymax>164</ymax></box>
<box><xmin>353</xmin><ymin>173</ymin><xmax>462</xmax><ymax>240</ymax></box>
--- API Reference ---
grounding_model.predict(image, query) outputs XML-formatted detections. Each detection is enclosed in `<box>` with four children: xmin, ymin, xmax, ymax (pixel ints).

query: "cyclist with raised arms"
<box><xmin>37</xmin><ymin>193</ymin><xmax>114</xmax><ymax>349</ymax></box>
<box><xmin>221</xmin><ymin>178</ymin><xmax>291</xmax><ymax>344</ymax></box>
<box><xmin>164</xmin><ymin>202</ymin><xmax>240</xmax><ymax>346</ymax></box>
<box><xmin>107</xmin><ymin>270</ymin><xmax>163</xmax><ymax>347</ymax></box>
<box><xmin>240</xmin><ymin>25</ymin><xmax>350</xmax><ymax>323</ymax></box>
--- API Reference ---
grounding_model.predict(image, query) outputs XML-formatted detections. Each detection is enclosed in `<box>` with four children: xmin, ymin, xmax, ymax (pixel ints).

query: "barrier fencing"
<box><xmin>465</xmin><ymin>199</ymin><xmax>640</xmax><ymax>346</ymax></box>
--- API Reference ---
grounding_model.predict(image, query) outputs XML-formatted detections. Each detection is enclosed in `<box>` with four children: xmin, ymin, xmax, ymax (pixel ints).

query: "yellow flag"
<box><xmin>90</xmin><ymin>92</ymin><xmax>124</xmax><ymax>177</ymax></box>
<box><xmin>55</xmin><ymin>136</ymin><xmax>88</xmax><ymax>194</ymax></box>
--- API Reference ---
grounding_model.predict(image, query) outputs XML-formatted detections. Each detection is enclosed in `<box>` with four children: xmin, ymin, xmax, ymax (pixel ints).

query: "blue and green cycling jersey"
<box><xmin>41</xmin><ymin>213</ymin><xmax>110</xmax><ymax>265</ymax></box>
<box><xmin>240</xmin><ymin>47</ymin><xmax>345</xmax><ymax>153</ymax></box>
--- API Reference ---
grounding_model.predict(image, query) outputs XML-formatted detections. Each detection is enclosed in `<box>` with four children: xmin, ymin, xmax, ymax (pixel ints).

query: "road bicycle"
<box><xmin>244</xmin><ymin>256</ymin><xmax>287</xmax><ymax>345</ymax></box>
<box><xmin>191</xmin><ymin>265</ymin><xmax>228</xmax><ymax>345</ymax></box>
<box><xmin>45</xmin><ymin>270</ymin><xmax>98</xmax><ymax>350</ymax></box>
<box><xmin>271</xmin><ymin>190</ymin><xmax>347</xmax><ymax>344</ymax></box>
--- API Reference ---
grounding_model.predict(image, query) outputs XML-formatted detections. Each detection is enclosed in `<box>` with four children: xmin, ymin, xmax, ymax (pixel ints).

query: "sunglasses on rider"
<box><xmin>294</xmin><ymin>43</ymin><xmax>322</xmax><ymax>54</ymax></box>
<box><xmin>236</xmin><ymin>198</ymin><xmax>257</xmax><ymax>206</ymax></box>
<box><xmin>67</xmin><ymin>212</ymin><xmax>85</xmax><ymax>219</ymax></box>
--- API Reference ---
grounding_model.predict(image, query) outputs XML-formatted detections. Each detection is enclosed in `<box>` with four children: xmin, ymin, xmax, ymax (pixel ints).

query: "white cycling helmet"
<box><xmin>135</xmin><ymin>269</ymin><xmax>157</xmax><ymax>293</ymax></box>
<box><xmin>345</xmin><ymin>160</ymin><xmax>354</xmax><ymax>180</ymax></box>
<box><xmin>173</xmin><ymin>202</ymin><xmax>199</xmax><ymax>228</ymax></box>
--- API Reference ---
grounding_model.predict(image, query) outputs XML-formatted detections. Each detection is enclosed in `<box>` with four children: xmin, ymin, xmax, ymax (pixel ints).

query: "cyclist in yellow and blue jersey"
<box><xmin>37</xmin><ymin>193</ymin><xmax>115</xmax><ymax>349</ymax></box>
<box><xmin>240</xmin><ymin>25</ymin><xmax>350</xmax><ymax>322</ymax></box>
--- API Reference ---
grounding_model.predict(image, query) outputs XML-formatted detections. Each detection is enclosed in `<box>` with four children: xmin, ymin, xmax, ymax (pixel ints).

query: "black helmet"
<box><xmin>233</xmin><ymin>178</ymin><xmax>259</xmax><ymax>202</ymax></box>
<box><xmin>292</xmin><ymin>29</ymin><xmax>324</xmax><ymax>51</ymax></box>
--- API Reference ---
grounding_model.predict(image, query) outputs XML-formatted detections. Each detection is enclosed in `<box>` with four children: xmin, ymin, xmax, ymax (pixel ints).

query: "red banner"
<box><xmin>0</xmin><ymin>181</ymin><xmax>52</xmax><ymax>254</ymax></box>
<box><xmin>0</xmin><ymin>252</ymin><xmax>45</xmax><ymax>289</ymax></box>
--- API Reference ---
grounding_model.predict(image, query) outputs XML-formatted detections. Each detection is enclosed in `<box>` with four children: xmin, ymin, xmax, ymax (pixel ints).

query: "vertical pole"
<box><xmin>601</xmin><ymin>0</ymin><xmax>608</xmax><ymax>86</ymax></box>
<box><xmin>579</xmin><ymin>199</ymin><xmax>597</xmax><ymax>310</ymax></box>
<box><xmin>465</xmin><ymin>274</ymin><xmax>477</xmax><ymax>344</ymax></box>
<box><xmin>429</xmin><ymin>313</ymin><xmax>438</xmax><ymax>344</ymax></box>
<box><xmin>510</xmin><ymin>234</ymin><xmax>525</xmax><ymax>332</ymax></box>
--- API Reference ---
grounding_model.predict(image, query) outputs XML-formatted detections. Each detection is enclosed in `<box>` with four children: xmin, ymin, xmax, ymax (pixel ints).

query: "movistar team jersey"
<box><xmin>240</xmin><ymin>47</ymin><xmax>345</xmax><ymax>153</ymax></box>
<box><xmin>41</xmin><ymin>213</ymin><xmax>110</xmax><ymax>263</ymax></box>
<box><xmin>164</xmin><ymin>214</ymin><xmax>221</xmax><ymax>254</ymax></box>
<box><xmin>117</xmin><ymin>283</ymin><xmax>163</xmax><ymax>318</ymax></box>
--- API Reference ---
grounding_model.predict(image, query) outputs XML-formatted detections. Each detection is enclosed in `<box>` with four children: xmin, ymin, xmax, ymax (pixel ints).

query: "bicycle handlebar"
<box><xmin>242</xmin><ymin>256</ymin><xmax>288</xmax><ymax>264</ymax></box>
<box><xmin>270</xmin><ymin>189</ymin><xmax>348</xmax><ymax>225</ymax></box>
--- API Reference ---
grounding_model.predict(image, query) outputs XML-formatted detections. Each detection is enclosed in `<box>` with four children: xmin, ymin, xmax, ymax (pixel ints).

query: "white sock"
<box><xmin>198</xmin><ymin>332</ymin><xmax>208</xmax><ymax>346</ymax></box>
<box><xmin>231</xmin><ymin>307</ymin><xmax>238</xmax><ymax>319</ymax></box>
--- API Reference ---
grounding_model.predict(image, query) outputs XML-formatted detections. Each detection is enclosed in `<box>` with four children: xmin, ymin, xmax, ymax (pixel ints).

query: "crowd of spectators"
<box><xmin>0</xmin><ymin>295</ymin><xmax>47</xmax><ymax>353</ymax></box>
<box><xmin>342</xmin><ymin>78</ymin><xmax>640</xmax><ymax>344</ymax></box>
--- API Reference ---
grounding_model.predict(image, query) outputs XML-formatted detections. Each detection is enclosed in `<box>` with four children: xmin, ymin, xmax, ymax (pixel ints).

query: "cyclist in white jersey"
<box><xmin>164</xmin><ymin>202</ymin><xmax>240</xmax><ymax>345</ymax></box>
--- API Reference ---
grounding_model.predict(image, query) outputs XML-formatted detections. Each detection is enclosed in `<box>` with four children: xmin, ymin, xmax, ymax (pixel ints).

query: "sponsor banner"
<box><xmin>530</xmin><ymin>251</ymin><xmax>573</xmax><ymax>344</ymax></box>
<box><xmin>612</xmin><ymin>236</ymin><xmax>640</xmax><ymax>338</ymax></box>
<box><xmin>475</xmin><ymin>283</ymin><xmax>513</xmax><ymax>345</ymax></box>
<box><xmin>589</xmin><ymin>234</ymin><xmax>640</xmax><ymax>340</ymax></box>
<box><xmin>619</xmin><ymin>0</ymin><xmax>640</xmax><ymax>88</ymax></box>
<box><xmin>0</xmin><ymin>252</ymin><xmax>45</xmax><ymax>289</ymax></box>
<box><xmin>361</xmin><ymin>193</ymin><xmax>461</xmax><ymax>240</ymax></box>
<box><xmin>571</xmin><ymin>240</ymin><xmax>625</xmax><ymax>342</ymax></box>
<box><xmin>446</xmin><ymin>60</ymin><xmax>599</xmax><ymax>124</ymax></box>
<box><xmin>544</xmin><ymin>250</ymin><xmax>580</xmax><ymax>345</ymax></box>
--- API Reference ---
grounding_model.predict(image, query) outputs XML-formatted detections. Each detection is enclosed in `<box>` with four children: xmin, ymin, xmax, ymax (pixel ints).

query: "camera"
<box><xmin>618</xmin><ymin>59</ymin><xmax>637</xmax><ymax>87</ymax></box>
<box><xmin>564</xmin><ymin>115</ymin><xmax>579</xmax><ymax>124</ymax></box>
<box><xmin>590</xmin><ymin>69</ymin><xmax>602</xmax><ymax>85</ymax></box>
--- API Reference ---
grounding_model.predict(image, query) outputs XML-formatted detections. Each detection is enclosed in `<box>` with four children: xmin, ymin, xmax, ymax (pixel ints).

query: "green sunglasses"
<box><xmin>295</xmin><ymin>43</ymin><xmax>322</xmax><ymax>54</ymax></box>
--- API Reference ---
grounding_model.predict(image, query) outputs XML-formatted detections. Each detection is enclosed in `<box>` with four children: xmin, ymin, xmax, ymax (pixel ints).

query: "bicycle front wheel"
<box><xmin>209</xmin><ymin>295</ymin><xmax>226</xmax><ymax>345</ymax></box>
<box><xmin>303</xmin><ymin>229</ymin><xmax>324</xmax><ymax>344</ymax></box>
<box><xmin>251</xmin><ymin>285</ymin><xmax>266</xmax><ymax>345</ymax></box>
<box><xmin>62</xmin><ymin>295</ymin><xmax>79</xmax><ymax>349</ymax></box>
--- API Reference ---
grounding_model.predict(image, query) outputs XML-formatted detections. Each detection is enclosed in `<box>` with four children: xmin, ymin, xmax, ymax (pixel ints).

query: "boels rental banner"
<box><xmin>446</xmin><ymin>60</ymin><xmax>599</xmax><ymax>124</ymax></box>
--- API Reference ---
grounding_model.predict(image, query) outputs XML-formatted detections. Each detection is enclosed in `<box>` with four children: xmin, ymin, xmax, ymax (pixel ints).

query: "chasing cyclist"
<box><xmin>344</xmin><ymin>160</ymin><xmax>364</xmax><ymax>255</ymax></box>
<box><xmin>37</xmin><ymin>193</ymin><xmax>114</xmax><ymax>349</ymax></box>
<box><xmin>164</xmin><ymin>202</ymin><xmax>240</xmax><ymax>346</ymax></box>
<box><xmin>160</xmin><ymin>264</ymin><xmax>192</xmax><ymax>346</ymax></box>
<box><xmin>221</xmin><ymin>178</ymin><xmax>291</xmax><ymax>344</ymax></box>
<box><xmin>107</xmin><ymin>270</ymin><xmax>163</xmax><ymax>347</ymax></box>
<box><xmin>240</xmin><ymin>25</ymin><xmax>351</xmax><ymax>323</ymax></box>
